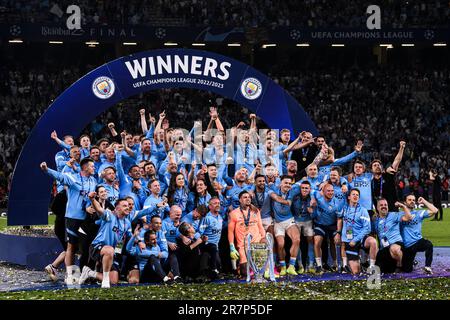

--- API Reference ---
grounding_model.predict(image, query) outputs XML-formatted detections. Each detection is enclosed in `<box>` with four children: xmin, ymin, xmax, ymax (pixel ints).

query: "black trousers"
<box><xmin>141</xmin><ymin>256</ymin><xmax>166</xmax><ymax>283</ymax></box>
<box><xmin>141</xmin><ymin>254</ymin><xmax>180</xmax><ymax>283</ymax></box>
<box><xmin>200</xmin><ymin>243</ymin><xmax>219</xmax><ymax>273</ymax></box>
<box><xmin>79</xmin><ymin>220</ymin><xmax>99</xmax><ymax>270</ymax></box>
<box><xmin>167</xmin><ymin>248</ymin><xmax>180</xmax><ymax>277</ymax></box>
<box><xmin>50</xmin><ymin>190</ymin><xmax>68</xmax><ymax>250</ymax></box>
<box><xmin>375</xmin><ymin>247</ymin><xmax>398</xmax><ymax>273</ymax></box>
<box><xmin>402</xmin><ymin>238</ymin><xmax>433</xmax><ymax>272</ymax></box>
<box><xmin>432</xmin><ymin>197</ymin><xmax>443</xmax><ymax>220</ymax></box>
<box><xmin>176</xmin><ymin>246</ymin><xmax>203</xmax><ymax>279</ymax></box>
<box><xmin>218</xmin><ymin>227</ymin><xmax>232</xmax><ymax>273</ymax></box>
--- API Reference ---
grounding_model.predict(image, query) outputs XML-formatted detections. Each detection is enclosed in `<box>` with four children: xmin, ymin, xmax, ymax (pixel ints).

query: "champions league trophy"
<box><xmin>245</xmin><ymin>233</ymin><xmax>276</xmax><ymax>283</ymax></box>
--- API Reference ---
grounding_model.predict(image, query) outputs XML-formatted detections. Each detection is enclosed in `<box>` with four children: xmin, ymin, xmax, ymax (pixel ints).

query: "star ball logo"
<box><xmin>92</xmin><ymin>76</ymin><xmax>115</xmax><ymax>99</ymax></box>
<box><xmin>240</xmin><ymin>77</ymin><xmax>262</xmax><ymax>100</ymax></box>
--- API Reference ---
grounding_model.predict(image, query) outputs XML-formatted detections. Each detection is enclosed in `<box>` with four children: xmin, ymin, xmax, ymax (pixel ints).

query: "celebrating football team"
<box><xmin>40</xmin><ymin>107</ymin><xmax>438</xmax><ymax>288</ymax></box>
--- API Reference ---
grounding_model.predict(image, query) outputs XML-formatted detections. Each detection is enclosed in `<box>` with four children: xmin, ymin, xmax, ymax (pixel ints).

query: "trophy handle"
<box><xmin>245</xmin><ymin>233</ymin><xmax>253</xmax><ymax>283</ymax></box>
<box><xmin>265</xmin><ymin>233</ymin><xmax>276</xmax><ymax>282</ymax></box>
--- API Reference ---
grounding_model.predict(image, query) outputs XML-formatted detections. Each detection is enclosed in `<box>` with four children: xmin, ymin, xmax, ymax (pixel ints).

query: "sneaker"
<box><xmin>163</xmin><ymin>276</ymin><xmax>173</xmax><ymax>284</ymax></box>
<box><xmin>315</xmin><ymin>266</ymin><xmax>324</xmax><ymax>275</ymax></box>
<box><xmin>279</xmin><ymin>266</ymin><xmax>287</xmax><ymax>276</ymax></box>
<box><xmin>101</xmin><ymin>281</ymin><xmax>110</xmax><ymax>288</ymax></box>
<box><xmin>65</xmin><ymin>276</ymin><xmax>75</xmax><ymax>286</ymax></box>
<box><xmin>264</xmin><ymin>269</ymin><xmax>280</xmax><ymax>279</ymax></box>
<box><xmin>330</xmin><ymin>265</ymin><xmax>338</xmax><ymax>272</ymax></box>
<box><xmin>78</xmin><ymin>266</ymin><xmax>92</xmax><ymax>285</ymax></box>
<box><xmin>307</xmin><ymin>265</ymin><xmax>316</xmax><ymax>274</ymax></box>
<box><xmin>273</xmin><ymin>267</ymin><xmax>280</xmax><ymax>276</ymax></box>
<box><xmin>413</xmin><ymin>260</ymin><xmax>419</xmax><ymax>267</ymax></box>
<box><xmin>173</xmin><ymin>276</ymin><xmax>183</xmax><ymax>283</ymax></box>
<box><xmin>322</xmin><ymin>264</ymin><xmax>332</xmax><ymax>272</ymax></box>
<box><xmin>342</xmin><ymin>265</ymin><xmax>352</xmax><ymax>274</ymax></box>
<box><xmin>424</xmin><ymin>266</ymin><xmax>433</xmax><ymax>274</ymax></box>
<box><xmin>45</xmin><ymin>264</ymin><xmax>58</xmax><ymax>282</ymax></box>
<box><xmin>286</xmin><ymin>265</ymin><xmax>298</xmax><ymax>276</ymax></box>
<box><xmin>296</xmin><ymin>264</ymin><xmax>305</xmax><ymax>274</ymax></box>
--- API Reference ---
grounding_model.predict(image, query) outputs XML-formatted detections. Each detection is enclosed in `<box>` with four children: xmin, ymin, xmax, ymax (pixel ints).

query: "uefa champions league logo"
<box><xmin>424</xmin><ymin>30</ymin><xmax>434</xmax><ymax>40</ymax></box>
<box><xmin>92</xmin><ymin>76</ymin><xmax>115</xmax><ymax>99</ymax></box>
<box><xmin>240</xmin><ymin>77</ymin><xmax>262</xmax><ymax>100</ymax></box>
<box><xmin>290</xmin><ymin>29</ymin><xmax>301</xmax><ymax>40</ymax></box>
<box><xmin>10</xmin><ymin>25</ymin><xmax>21</xmax><ymax>36</ymax></box>
<box><xmin>155</xmin><ymin>28</ymin><xmax>167</xmax><ymax>39</ymax></box>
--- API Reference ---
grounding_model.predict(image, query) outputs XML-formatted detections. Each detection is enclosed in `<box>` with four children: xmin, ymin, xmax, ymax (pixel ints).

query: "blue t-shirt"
<box><xmin>311</xmin><ymin>190</ymin><xmax>344</xmax><ymax>226</ymax></box>
<box><xmin>162</xmin><ymin>218</ymin><xmax>181</xmax><ymax>244</ymax></box>
<box><xmin>374</xmin><ymin>212</ymin><xmax>404</xmax><ymax>247</ymax></box>
<box><xmin>181</xmin><ymin>211</ymin><xmax>202</xmax><ymax>239</ymax></box>
<box><xmin>46</xmin><ymin>169</ymin><xmax>97</xmax><ymax>220</ymax></box>
<box><xmin>288</xmin><ymin>184</ymin><xmax>313</xmax><ymax>222</ymax></box>
<box><xmin>349</xmin><ymin>173</ymin><xmax>373</xmax><ymax>211</ymax></box>
<box><xmin>143</xmin><ymin>194</ymin><xmax>170</xmax><ymax>220</ymax></box>
<box><xmin>225</xmin><ymin>182</ymin><xmax>253</xmax><ymax>210</ymax></box>
<box><xmin>91</xmin><ymin>210</ymin><xmax>132</xmax><ymax>248</ymax></box>
<box><xmin>268</xmin><ymin>187</ymin><xmax>293</xmax><ymax>222</ymax></box>
<box><xmin>338</xmin><ymin>204</ymin><xmax>371</xmax><ymax>243</ymax></box>
<box><xmin>400</xmin><ymin>210</ymin><xmax>429</xmax><ymax>248</ymax></box>
<box><xmin>198</xmin><ymin>212</ymin><xmax>223</xmax><ymax>246</ymax></box>
<box><xmin>252</xmin><ymin>186</ymin><xmax>272</xmax><ymax>219</ymax></box>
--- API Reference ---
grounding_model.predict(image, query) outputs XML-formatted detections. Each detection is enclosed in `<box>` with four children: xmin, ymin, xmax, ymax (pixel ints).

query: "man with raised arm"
<box><xmin>371</xmin><ymin>141</ymin><xmax>406</xmax><ymax>212</ymax></box>
<box><xmin>40</xmin><ymin>158</ymin><xmax>97</xmax><ymax>285</ymax></box>
<box><xmin>269</xmin><ymin>175</ymin><xmax>299</xmax><ymax>276</ymax></box>
<box><xmin>78</xmin><ymin>195</ymin><xmax>132</xmax><ymax>288</ymax></box>
<box><xmin>401</xmin><ymin>195</ymin><xmax>438</xmax><ymax>273</ymax></box>
<box><xmin>374</xmin><ymin>199</ymin><xmax>412</xmax><ymax>273</ymax></box>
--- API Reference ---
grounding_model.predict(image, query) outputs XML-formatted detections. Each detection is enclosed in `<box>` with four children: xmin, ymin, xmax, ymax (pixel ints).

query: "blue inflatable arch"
<box><xmin>8</xmin><ymin>49</ymin><xmax>318</xmax><ymax>226</ymax></box>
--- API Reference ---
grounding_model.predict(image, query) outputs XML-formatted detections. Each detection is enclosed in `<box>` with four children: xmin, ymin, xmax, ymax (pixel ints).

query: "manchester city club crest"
<box><xmin>92</xmin><ymin>76</ymin><xmax>115</xmax><ymax>99</ymax></box>
<box><xmin>240</xmin><ymin>77</ymin><xmax>263</xmax><ymax>100</ymax></box>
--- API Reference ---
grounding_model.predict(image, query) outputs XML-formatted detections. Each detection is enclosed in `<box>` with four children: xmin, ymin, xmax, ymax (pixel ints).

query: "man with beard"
<box><xmin>226</xmin><ymin>168</ymin><xmax>253</xmax><ymax>210</ymax></box>
<box><xmin>374</xmin><ymin>199</ymin><xmax>412</xmax><ymax>273</ymax></box>
<box><xmin>116</xmin><ymin>145</ymin><xmax>147</xmax><ymax>211</ymax></box>
<box><xmin>258</xmin><ymin>138</ymin><xmax>282</xmax><ymax>175</ymax></box>
<box><xmin>277</xmin><ymin>129</ymin><xmax>292</xmax><ymax>175</ymax></box>
<box><xmin>198</xmin><ymin>197</ymin><xmax>224</xmax><ymax>279</ymax></box>
<box><xmin>371</xmin><ymin>141</ymin><xmax>406</xmax><ymax>212</ymax></box>
<box><xmin>98</xmin><ymin>145</ymin><xmax>117</xmax><ymax>177</ymax></box>
<box><xmin>401</xmin><ymin>195</ymin><xmax>437</xmax><ymax>273</ymax></box>
<box><xmin>162</xmin><ymin>205</ymin><xmax>183</xmax><ymax>282</ymax></box>
<box><xmin>61</xmin><ymin>146</ymin><xmax>81</xmax><ymax>174</ymax></box>
<box><xmin>142</xmin><ymin>161</ymin><xmax>158</xmax><ymax>187</ymax></box>
<box><xmin>288</xmin><ymin>131</ymin><xmax>321</xmax><ymax>179</ymax></box>
<box><xmin>99</xmin><ymin>167</ymin><xmax>119</xmax><ymax>206</ymax></box>
<box><xmin>228</xmin><ymin>191</ymin><xmax>266</xmax><ymax>277</ymax></box>
<box><xmin>310</xmin><ymin>183</ymin><xmax>345</xmax><ymax>274</ymax></box>
<box><xmin>289</xmin><ymin>180</ymin><xmax>315</xmax><ymax>273</ymax></box>
<box><xmin>286</xmin><ymin>160</ymin><xmax>299</xmax><ymax>182</ymax></box>
<box><xmin>89</xmin><ymin>146</ymin><xmax>102</xmax><ymax>180</ymax></box>
<box><xmin>269</xmin><ymin>175</ymin><xmax>299</xmax><ymax>276</ymax></box>
<box><xmin>40</xmin><ymin>158</ymin><xmax>97</xmax><ymax>285</ymax></box>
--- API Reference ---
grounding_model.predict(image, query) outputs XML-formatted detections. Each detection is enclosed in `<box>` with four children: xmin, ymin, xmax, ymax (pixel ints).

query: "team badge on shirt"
<box><xmin>92</xmin><ymin>76</ymin><xmax>115</xmax><ymax>99</ymax></box>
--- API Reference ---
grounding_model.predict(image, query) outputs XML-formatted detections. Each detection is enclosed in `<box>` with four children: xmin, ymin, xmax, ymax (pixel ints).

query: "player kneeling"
<box><xmin>78</xmin><ymin>194</ymin><xmax>132</xmax><ymax>288</ymax></box>
<box><xmin>339</xmin><ymin>189</ymin><xmax>374</xmax><ymax>275</ymax></box>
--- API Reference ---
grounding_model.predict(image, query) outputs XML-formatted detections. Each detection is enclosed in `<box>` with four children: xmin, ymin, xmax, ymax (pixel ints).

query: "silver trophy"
<box><xmin>245</xmin><ymin>233</ymin><xmax>276</xmax><ymax>282</ymax></box>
